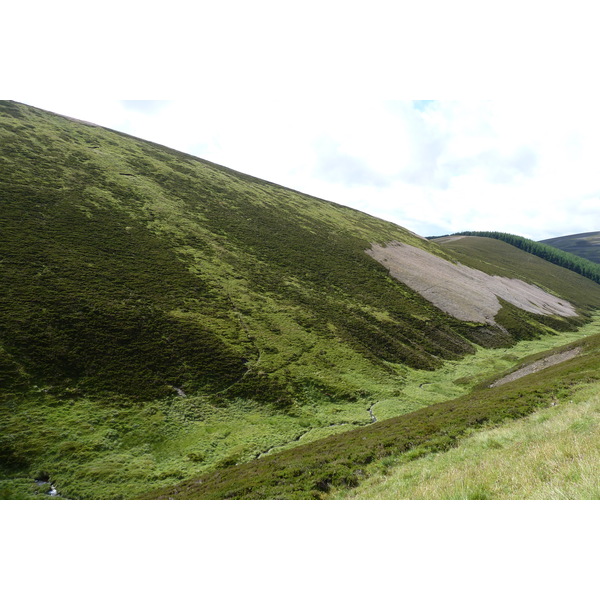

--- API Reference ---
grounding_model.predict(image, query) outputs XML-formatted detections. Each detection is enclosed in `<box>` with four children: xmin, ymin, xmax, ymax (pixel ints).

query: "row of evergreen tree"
<box><xmin>446</xmin><ymin>231</ymin><xmax>600</xmax><ymax>285</ymax></box>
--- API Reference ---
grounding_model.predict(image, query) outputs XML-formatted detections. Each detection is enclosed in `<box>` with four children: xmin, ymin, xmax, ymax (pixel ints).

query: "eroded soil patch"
<box><xmin>490</xmin><ymin>348</ymin><xmax>582</xmax><ymax>387</ymax></box>
<box><xmin>367</xmin><ymin>242</ymin><xmax>577</xmax><ymax>325</ymax></box>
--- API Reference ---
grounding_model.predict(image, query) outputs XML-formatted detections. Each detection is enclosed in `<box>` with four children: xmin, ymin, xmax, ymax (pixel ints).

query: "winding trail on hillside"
<box><xmin>212</xmin><ymin>292</ymin><xmax>263</xmax><ymax>396</ymax></box>
<box><xmin>254</xmin><ymin>395</ymin><xmax>387</xmax><ymax>460</ymax></box>
<box><xmin>217</xmin><ymin>290</ymin><xmax>318</xmax><ymax>398</ymax></box>
<box><xmin>489</xmin><ymin>348</ymin><xmax>582</xmax><ymax>388</ymax></box>
<box><xmin>255</xmin><ymin>429</ymin><xmax>313</xmax><ymax>459</ymax></box>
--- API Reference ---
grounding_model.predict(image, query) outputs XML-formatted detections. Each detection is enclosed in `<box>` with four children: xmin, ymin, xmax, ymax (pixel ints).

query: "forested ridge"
<box><xmin>445</xmin><ymin>231</ymin><xmax>600</xmax><ymax>284</ymax></box>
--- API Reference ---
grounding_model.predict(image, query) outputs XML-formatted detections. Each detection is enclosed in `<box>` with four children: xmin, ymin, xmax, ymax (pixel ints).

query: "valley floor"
<box><xmin>4</xmin><ymin>314</ymin><xmax>600</xmax><ymax>500</ymax></box>
<box><xmin>334</xmin><ymin>379</ymin><xmax>600</xmax><ymax>500</ymax></box>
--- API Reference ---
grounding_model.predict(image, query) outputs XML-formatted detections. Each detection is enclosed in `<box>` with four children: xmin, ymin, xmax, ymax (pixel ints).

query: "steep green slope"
<box><xmin>541</xmin><ymin>231</ymin><xmax>600</xmax><ymax>265</ymax></box>
<box><xmin>3</xmin><ymin>100</ymin><xmax>600</xmax><ymax>499</ymax></box>
<box><xmin>1</xmin><ymin>101</ymin><xmax>475</xmax><ymax>406</ymax></box>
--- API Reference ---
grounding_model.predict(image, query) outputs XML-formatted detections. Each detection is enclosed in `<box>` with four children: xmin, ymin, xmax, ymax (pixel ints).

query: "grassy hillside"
<box><xmin>3</xmin><ymin>100</ymin><xmax>600</xmax><ymax>499</ymax></box>
<box><xmin>438</xmin><ymin>231</ymin><xmax>600</xmax><ymax>284</ymax></box>
<box><xmin>542</xmin><ymin>231</ymin><xmax>600</xmax><ymax>265</ymax></box>
<box><xmin>335</xmin><ymin>341</ymin><xmax>600</xmax><ymax>500</ymax></box>
<box><xmin>142</xmin><ymin>318</ymin><xmax>600</xmax><ymax>499</ymax></box>
<box><xmin>0</xmin><ymin>100</ymin><xmax>476</xmax><ymax>405</ymax></box>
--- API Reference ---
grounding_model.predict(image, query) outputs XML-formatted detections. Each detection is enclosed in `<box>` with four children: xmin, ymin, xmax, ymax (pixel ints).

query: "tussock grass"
<box><xmin>336</xmin><ymin>381</ymin><xmax>600</xmax><ymax>500</ymax></box>
<box><xmin>143</xmin><ymin>330</ymin><xmax>600</xmax><ymax>499</ymax></box>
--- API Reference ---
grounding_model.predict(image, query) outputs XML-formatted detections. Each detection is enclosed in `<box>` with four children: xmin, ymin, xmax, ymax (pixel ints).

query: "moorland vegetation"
<box><xmin>442</xmin><ymin>230</ymin><xmax>600</xmax><ymax>284</ymax></box>
<box><xmin>2</xmin><ymin>100</ymin><xmax>600</xmax><ymax>500</ymax></box>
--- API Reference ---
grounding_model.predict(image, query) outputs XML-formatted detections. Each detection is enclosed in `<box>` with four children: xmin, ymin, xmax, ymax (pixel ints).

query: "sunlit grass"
<box><xmin>371</xmin><ymin>314</ymin><xmax>600</xmax><ymax>420</ymax></box>
<box><xmin>335</xmin><ymin>380</ymin><xmax>600</xmax><ymax>500</ymax></box>
<box><xmin>4</xmin><ymin>316</ymin><xmax>600</xmax><ymax>499</ymax></box>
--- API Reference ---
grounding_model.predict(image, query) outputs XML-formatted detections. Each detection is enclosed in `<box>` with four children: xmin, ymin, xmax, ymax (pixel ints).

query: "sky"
<box><xmin>15</xmin><ymin>97</ymin><xmax>600</xmax><ymax>241</ymax></box>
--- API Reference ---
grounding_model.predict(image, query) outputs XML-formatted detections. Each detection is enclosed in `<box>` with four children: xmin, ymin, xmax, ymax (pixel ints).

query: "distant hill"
<box><xmin>3</xmin><ymin>100</ymin><xmax>600</xmax><ymax>499</ymax></box>
<box><xmin>541</xmin><ymin>231</ymin><xmax>600</xmax><ymax>264</ymax></box>
<box><xmin>435</xmin><ymin>231</ymin><xmax>600</xmax><ymax>284</ymax></box>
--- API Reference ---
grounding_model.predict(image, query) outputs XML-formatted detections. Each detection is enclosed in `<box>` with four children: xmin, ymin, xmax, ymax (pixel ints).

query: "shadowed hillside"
<box><xmin>0</xmin><ymin>101</ymin><xmax>474</xmax><ymax>405</ymax></box>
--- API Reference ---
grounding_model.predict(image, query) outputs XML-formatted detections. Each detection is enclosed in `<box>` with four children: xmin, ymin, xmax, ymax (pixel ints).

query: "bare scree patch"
<box><xmin>367</xmin><ymin>242</ymin><xmax>577</xmax><ymax>325</ymax></box>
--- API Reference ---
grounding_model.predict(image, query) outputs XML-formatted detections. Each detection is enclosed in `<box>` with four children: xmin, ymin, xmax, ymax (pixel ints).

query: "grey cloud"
<box><xmin>383</xmin><ymin>104</ymin><xmax>453</xmax><ymax>189</ymax></box>
<box><xmin>412</xmin><ymin>100</ymin><xmax>434</xmax><ymax>112</ymax></box>
<box><xmin>121</xmin><ymin>100</ymin><xmax>171</xmax><ymax>114</ymax></box>
<box><xmin>386</xmin><ymin>103</ymin><xmax>539</xmax><ymax>189</ymax></box>
<box><xmin>313</xmin><ymin>140</ymin><xmax>389</xmax><ymax>187</ymax></box>
<box><xmin>507</xmin><ymin>147</ymin><xmax>537</xmax><ymax>177</ymax></box>
<box><xmin>447</xmin><ymin>147</ymin><xmax>539</xmax><ymax>184</ymax></box>
<box><xmin>393</xmin><ymin>146</ymin><xmax>538</xmax><ymax>190</ymax></box>
<box><xmin>400</xmin><ymin>136</ymin><xmax>451</xmax><ymax>189</ymax></box>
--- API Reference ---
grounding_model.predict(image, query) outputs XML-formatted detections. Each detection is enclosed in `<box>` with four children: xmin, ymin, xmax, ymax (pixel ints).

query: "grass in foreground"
<box><xmin>4</xmin><ymin>317</ymin><xmax>599</xmax><ymax>500</ymax></box>
<box><xmin>335</xmin><ymin>380</ymin><xmax>600</xmax><ymax>500</ymax></box>
<box><xmin>141</xmin><ymin>331</ymin><xmax>600</xmax><ymax>499</ymax></box>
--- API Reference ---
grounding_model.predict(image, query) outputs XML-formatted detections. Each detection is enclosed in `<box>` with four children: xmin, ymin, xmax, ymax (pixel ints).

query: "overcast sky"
<box><xmin>14</xmin><ymin>97</ymin><xmax>600</xmax><ymax>241</ymax></box>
